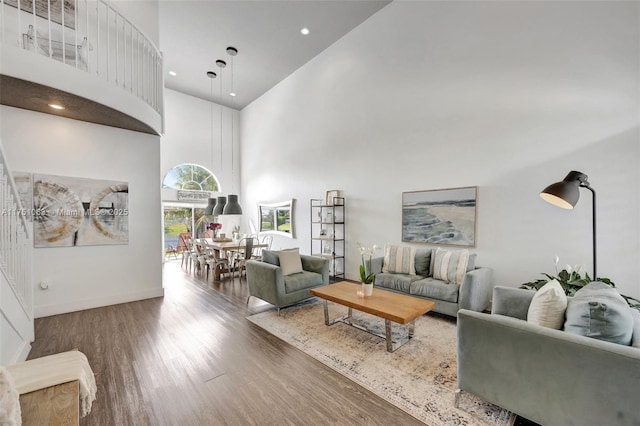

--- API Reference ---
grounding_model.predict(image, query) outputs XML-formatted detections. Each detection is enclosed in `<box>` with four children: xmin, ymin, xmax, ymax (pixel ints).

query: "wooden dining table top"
<box><xmin>199</xmin><ymin>239</ymin><xmax>268</xmax><ymax>251</ymax></box>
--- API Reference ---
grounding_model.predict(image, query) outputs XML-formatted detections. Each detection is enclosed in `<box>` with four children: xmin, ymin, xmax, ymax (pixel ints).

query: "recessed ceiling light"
<box><xmin>168</xmin><ymin>71</ymin><xmax>177</xmax><ymax>76</ymax></box>
<box><xmin>300</xmin><ymin>27</ymin><xmax>310</xmax><ymax>35</ymax></box>
<box><xmin>48</xmin><ymin>103</ymin><xmax>65</xmax><ymax>110</ymax></box>
<box><xmin>230</xmin><ymin>92</ymin><xmax>236</xmax><ymax>97</ymax></box>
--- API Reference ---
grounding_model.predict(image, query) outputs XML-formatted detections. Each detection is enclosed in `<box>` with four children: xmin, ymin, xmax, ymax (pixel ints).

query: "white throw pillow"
<box><xmin>382</xmin><ymin>244</ymin><xmax>416</xmax><ymax>275</ymax></box>
<box><xmin>431</xmin><ymin>248</ymin><xmax>469</xmax><ymax>285</ymax></box>
<box><xmin>527</xmin><ymin>279</ymin><xmax>568</xmax><ymax>329</ymax></box>
<box><xmin>279</xmin><ymin>248</ymin><xmax>303</xmax><ymax>276</ymax></box>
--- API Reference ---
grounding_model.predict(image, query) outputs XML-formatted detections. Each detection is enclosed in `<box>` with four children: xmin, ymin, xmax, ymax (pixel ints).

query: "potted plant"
<box><xmin>357</xmin><ymin>243</ymin><xmax>380</xmax><ymax>296</ymax></box>
<box><xmin>521</xmin><ymin>256</ymin><xmax>640</xmax><ymax>311</ymax></box>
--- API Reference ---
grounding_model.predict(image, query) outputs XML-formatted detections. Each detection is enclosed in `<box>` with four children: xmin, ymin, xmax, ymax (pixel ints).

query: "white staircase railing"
<box><xmin>0</xmin><ymin>141</ymin><xmax>33</xmax><ymax>322</ymax></box>
<box><xmin>0</xmin><ymin>0</ymin><xmax>163</xmax><ymax>116</ymax></box>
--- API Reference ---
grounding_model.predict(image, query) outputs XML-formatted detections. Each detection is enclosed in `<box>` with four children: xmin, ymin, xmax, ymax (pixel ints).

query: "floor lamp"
<box><xmin>540</xmin><ymin>170</ymin><xmax>597</xmax><ymax>279</ymax></box>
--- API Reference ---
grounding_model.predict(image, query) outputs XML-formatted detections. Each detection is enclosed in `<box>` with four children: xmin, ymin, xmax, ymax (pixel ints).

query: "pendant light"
<box><xmin>222</xmin><ymin>46</ymin><xmax>243</xmax><ymax>215</ymax></box>
<box><xmin>212</xmin><ymin>58</ymin><xmax>227</xmax><ymax>216</ymax></box>
<box><xmin>204</xmin><ymin>70</ymin><xmax>218</xmax><ymax>216</ymax></box>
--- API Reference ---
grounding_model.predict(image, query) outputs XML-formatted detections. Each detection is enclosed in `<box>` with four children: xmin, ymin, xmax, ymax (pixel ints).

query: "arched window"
<box><xmin>162</xmin><ymin>163</ymin><xmax>220</xmax><ymax>192</ymax></box>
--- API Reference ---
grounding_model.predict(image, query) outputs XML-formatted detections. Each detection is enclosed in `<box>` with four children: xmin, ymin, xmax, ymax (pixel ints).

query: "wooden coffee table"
<box><xmin>310</xmin><ymin>281</ymin><xmax>435</xmax><ymax>352</ymax></box>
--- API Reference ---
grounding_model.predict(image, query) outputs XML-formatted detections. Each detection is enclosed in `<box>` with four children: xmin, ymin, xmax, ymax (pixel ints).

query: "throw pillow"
<box><xmin>630</xmin><ymin>308</ymin><xmax>640</xmax><ymax>349</ymax></box>
<box><xmin>261</xmin><ymin>250</ymin><xmax>280</xmax><ymax>266</ymax></box>
<box><xmin>466</xmin><ymin>253</ymin><xmax>477</xmax><ymax>272</ymax></box>
<box><xmin>431</xmin><ymin>248</ymin><xmax>469</xmax><ymax>285</ymax></box>
<box><xmin>278</xmin><ymin>248</ymin><xmax>303</xmax><ymax>276</ymax></box>
<box><xmin>564</xmin><ymin>282</ymin><xmax>634</xmax><ymax>345</ymax></box>
<box><xmin>527</xmin><ymin>280</ymin><xmax>567</xmax><ymax>329</ymax></box>
<box><xmin>382</xmin><ymin>245</ymin><xmax>416</xmax><ymax>275</ymax></box>
<box><xmin>414</xmin><ymin>249</ymin><xmax>432</xmax><ymax>276</ymax></box>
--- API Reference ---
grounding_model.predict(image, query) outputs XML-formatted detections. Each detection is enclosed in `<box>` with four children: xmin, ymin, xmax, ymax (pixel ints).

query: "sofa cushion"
<box><xmin>414</xmin><ymin>249</ymin><xmax>432</xmax><ymax>276</ymax></box>
<box><xmin>262</xmin><ymin>250</ymin><xmax>280</xmax><ymax>266</ymax></box>
<box><xmin>564</xmin><ymin>282</ymin><xmax>634</xmax><ymax>345</ymax></box>
<box><xmin>383</xmin><ymin>245</ymin><xmax>416</xmax><ymax>275</ymax></box>
<box><xmin>279</xmin><ymin>248</ymin><xmax>303</xmax><ymax>275</ymax></box>
<box><xmin>283</xmin><ymin>270</ymin><xmax>324</xmax><ymax>293</ymax></box>
<box><xmin>410</xmin><ymin>278</ymin><xmax>459</xmax><ymax>303</ymax></box>
<box><xmin>527</xmin><ymin>279</ymin><xmax>567</xmax><ymax>330</ymax></box>
<box><xmin>432</xmin><ymin>248</ymin><xmax>469</xmax><ymax>285</ymax></box>
<box><xmin>467</xmin><ymin>253</ymin><xmax>477</xmax><ymax>272</ymax></box>
<box><xmin>374</xmin><ymin>272</ymin><xmax>422</xmax><ymax>293</ymax></box>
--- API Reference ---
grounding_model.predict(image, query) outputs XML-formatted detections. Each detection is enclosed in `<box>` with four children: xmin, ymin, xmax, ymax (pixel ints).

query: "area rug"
<box><xmin>247</xmin><ymin>299</ymin><xmax>512</xmax><ymax>426</ymax></box>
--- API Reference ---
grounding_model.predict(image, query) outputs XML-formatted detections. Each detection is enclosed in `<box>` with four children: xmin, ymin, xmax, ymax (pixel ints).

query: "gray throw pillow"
<box><xmin>262</xmin><ymin>250</ymin><xmax>280</xmax><ymax>266</ymax></box>
<box><xmin>564</xmin><ymin>282</ymin><xmax>634</xmax><ymax>345</ymax></box>
<box><xmin>466</xmin><ymin>253</ymin><xmax>477</xmax><ymax>272</ymax></box>
<box><xmin>414</xmin><ymin>249</ymin><xmax>432</xmax><ymax>277</ymax></box>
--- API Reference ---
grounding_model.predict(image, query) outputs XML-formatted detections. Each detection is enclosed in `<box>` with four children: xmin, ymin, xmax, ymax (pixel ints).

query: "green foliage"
<box><xmin>359</xmin><ymin>264</ymin><xmax>374</xmax><ymax>284</ymax></box>
<box><xmin>521</xmin><ymin>269</ymin><xmax>640</xmax><ymax>311</ymax></box>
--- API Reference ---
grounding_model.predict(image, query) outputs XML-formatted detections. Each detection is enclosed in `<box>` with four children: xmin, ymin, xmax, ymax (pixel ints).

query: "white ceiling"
<box><xmin>159</xmin><ymin>1</ymin><xmax>391</xmax><ymax>110</ymax></box>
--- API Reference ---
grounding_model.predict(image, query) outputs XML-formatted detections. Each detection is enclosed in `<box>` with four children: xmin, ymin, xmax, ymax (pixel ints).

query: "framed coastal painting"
<box><xmin>402</xmin><ymin>186</ymin><xmax>477</xmax><ymax>247</ymax></box>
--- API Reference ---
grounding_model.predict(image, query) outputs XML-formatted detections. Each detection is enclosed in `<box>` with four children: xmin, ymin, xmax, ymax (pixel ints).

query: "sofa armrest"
<box><xmin>301</xmin><ymin>255</ymin><xmax>330</xmax><ymax>284</ymax></box>
<box><xmin>458</xmin><ymin>267</ymin><xmax>494</xmax><ymax>312</ymax></box>
<box><xmin>491</xmin><ymin>286</ymin><xmax>535</xmax><ymax>319</ymax></box>
<box><xmin>246</xmin><ymin>260</ymin><xmax>285</xmax><ymax>306</ymax></box>
<box><xmin>457</xmin><ymin>309</ymin><xmax>640</xmax><ymax>426</ymax></box>
<box><xmin>365</xmin><ymin>256</ymin><xmax>384</xmax><ymax>275</ymax></box>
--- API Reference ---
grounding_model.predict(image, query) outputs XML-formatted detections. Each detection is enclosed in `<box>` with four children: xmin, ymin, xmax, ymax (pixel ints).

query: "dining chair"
<box><xmin>183</xmin><ymin>236</ymin><xmax>198</xmax><ymax>270</ymax></box>
<box><xmin>254</xmin><ymin>235</ymin><xmax>273</xmax><ymax>260</ymax></box>
<box><xmin>202</xmin><ymin>239</ymin><xmax>231</xmax><ymax>281</ymax></box>
<box><xmin>234</xmin><ymin>237</ymin><xmax>259</xmax><ymax>279</ymax></box>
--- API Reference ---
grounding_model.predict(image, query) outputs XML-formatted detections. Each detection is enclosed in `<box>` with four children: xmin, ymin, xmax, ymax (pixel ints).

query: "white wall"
<box><xmin>241</xmin><ymin>1</ymin><xmax>640</xmax><ymax>298</ymax></box>
<box><xmin>1</xmin><ymin>105</ymin><xmax>163</xmax><ymax>317</ymax></box>
<box><xmin>161</xmin><ymin>89</ymin><xmax>242</xmax><ymax>234</ymax></box>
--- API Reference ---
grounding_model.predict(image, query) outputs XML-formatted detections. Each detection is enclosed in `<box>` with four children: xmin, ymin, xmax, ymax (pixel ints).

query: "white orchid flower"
<box><xmin>565</xmin><ymin>264</ymin><xmax>572</xmax><ymax>273</ymax></box>
<box><xmin>554</xmin><ymin>255</ymin><xmax>559</xmax><ymax>266</ymax></box>
<box><xmin>575</xmin><ymin>264</ymin><xmax>584</xmax><ymax>274</ymax></box>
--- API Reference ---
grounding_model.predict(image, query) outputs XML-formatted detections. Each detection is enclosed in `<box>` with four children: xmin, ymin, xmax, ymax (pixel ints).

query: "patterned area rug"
<box><xmin>247</xmin><ymin>299</ymin><xmax>513</xmax><ymax>426</ymax></box>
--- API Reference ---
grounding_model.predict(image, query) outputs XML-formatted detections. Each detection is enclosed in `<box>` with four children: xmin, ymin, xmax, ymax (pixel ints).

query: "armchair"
<box><xmin>246</xmin><ymin>250</ymin><xmax>329</xmax><ymax>314</ymax></box>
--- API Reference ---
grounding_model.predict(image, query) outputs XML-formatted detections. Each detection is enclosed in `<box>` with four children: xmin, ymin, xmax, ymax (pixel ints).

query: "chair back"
<box><xmin>239</xmin><ymin>237</ymin><xmax>258</xmax><ymax>260</ymax></box>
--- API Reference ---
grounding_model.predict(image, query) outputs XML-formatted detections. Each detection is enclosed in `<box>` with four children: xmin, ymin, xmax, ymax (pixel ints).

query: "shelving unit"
<box><xmin>310</xmin><ymin>197</ymin><xmax>345</xmax><ymax>282</ymax></box>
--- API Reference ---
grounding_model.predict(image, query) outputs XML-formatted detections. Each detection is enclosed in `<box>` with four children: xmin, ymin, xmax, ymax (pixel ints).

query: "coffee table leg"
<box><xmin>408</xmin><ymin>320</ymin><xmax>415</xmax><ymax>338</ymax></box>
<box><xmin>322</xmin><ymin>300</ymin><xmax>330</xmax><ymax>325</ymax></box>
<box><xmin>385</xmin><ymin>319</ymin><xmax>393</xmax><ymax>352</ymax></box>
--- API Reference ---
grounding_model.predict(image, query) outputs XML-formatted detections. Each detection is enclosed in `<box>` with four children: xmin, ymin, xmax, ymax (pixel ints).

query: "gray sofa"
<box><xmin>457</xmin><ymin>286</ymin><xmax>640</xmax><ymax>426</ymax></box>
<box><xmin>245</xmin><ymin>250</ymin><xmax>330</xmax><ymax>313</ymax></box>
<box><xmin>367</xmin><ymin>249</ymin><xmax>493</xmax><ymax>317</ymax></box>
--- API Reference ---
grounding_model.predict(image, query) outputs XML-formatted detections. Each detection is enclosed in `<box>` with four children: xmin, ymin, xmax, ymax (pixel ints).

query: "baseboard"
<box><xmin>34</xmin><ymin>287</ymin><xmax>165</xmax><ymax>318</ymax></box>
<box><xmin>11</xmin><ymin>340</ymin><xmax>32</xmax><ymax>363</ymax></box>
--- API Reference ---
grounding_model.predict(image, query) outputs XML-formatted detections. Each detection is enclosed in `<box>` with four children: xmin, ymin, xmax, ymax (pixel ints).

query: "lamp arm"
<box><xmin>581</xmin><ymin>184</ymin><xmax>596</xmax><ymax>279</ymax></box>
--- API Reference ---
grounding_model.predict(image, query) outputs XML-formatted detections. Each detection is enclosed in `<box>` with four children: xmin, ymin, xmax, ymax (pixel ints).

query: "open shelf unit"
<box><xmin>310</xmin><ymin>197</ymin><xmax>345</xmax><ymax>282</ymax></box>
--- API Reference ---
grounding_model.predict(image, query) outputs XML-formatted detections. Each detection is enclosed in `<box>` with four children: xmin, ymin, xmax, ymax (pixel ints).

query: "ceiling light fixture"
<box><xmin>168</xmin><ymin>71</ymin><xmax>177</xmax><ymax>76</ymax></box>
<box><xmin>300</xmin><ymin>27</ymin><xmax>310</xmax><ymax>35</ymax></box>
<box><xmin>205</xmin><ymin>70</ymin><xmax>218</xmax><ymax>216</ymax></box>
<box><xmin>222</xmin><ymin>46</ymin><xmax>242</xmax><ymax>215</ymax></box>
<box><xmin>213</xmin><ymin>58</ymin><xmax>227</xmax><ymax>216</ymax></box>
<box><xmin>48</xmin><ymin>103</ymin><xmax>65</xmax><ymax>110</ymax></box>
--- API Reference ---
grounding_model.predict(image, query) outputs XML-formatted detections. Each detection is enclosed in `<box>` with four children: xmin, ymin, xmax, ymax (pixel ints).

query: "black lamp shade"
<box><xmin>222</xmin><ymin>194</ymin><xmax>243</xmax><ymax>215</ymax></box>
<box><xmin>204</xmin><ymin>198</ymin><xmax>216</xmax><ymax>215</ymax></box>
<box><xmin>540</xmin><ymin>171</ymin><xmax>587</xmax><ymax>210</ymax></box>
<box><xmin>213</xmin><ymin>196</ymin><xmax>227</xmax><ymax>215</ymax></box>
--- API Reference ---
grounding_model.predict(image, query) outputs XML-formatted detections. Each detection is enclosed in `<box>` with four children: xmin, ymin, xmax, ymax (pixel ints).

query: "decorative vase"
<box><xmin>362</xmin><ymin>282</ymin><xmax>374</xmax><ymax>297</ymax></box>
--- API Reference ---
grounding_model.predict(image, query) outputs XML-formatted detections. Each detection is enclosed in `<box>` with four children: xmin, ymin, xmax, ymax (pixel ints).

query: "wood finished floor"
<box><xmin>28</xmin><ymin>260</ymin><xmax>425</xmax><ymax>426</ymax></box>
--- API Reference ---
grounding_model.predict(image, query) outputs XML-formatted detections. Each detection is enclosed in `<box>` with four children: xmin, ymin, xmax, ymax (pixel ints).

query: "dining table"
<box><xmin>201</xmin><ymin>238</ymin><xmax>268</xmax><ymax>280</ymax></box>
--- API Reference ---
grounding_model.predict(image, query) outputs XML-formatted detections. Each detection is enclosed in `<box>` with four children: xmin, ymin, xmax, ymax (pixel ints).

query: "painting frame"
<box><xmin>5</xmin><ymin>0</ymin><xmax>76</xmax><ymax>29</ymax></box>
<box><xmin>402</xmin><ymin>186</ymin><xmax>478</xmax><ymax>247</ymax></box>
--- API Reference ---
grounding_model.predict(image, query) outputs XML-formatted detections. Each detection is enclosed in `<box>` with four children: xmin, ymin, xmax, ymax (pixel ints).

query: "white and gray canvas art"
<box><xmin>402</xmin><ymin>186</ymin><xmax>477</xmax><ymax>247</ymax></box>
<box><xmin>32</xmin><ymin>173</ymin><xmax>129</xmax><ymax>247</ymax></box>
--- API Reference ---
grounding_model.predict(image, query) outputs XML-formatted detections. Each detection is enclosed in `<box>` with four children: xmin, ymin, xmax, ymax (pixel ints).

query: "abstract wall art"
<box><xmin>402</xmin><ymin>186</ymin><xmax>477</xmax><ymax>247</ymax></box>
<box><xmin>32</xmin><ymin>173</ymin><xmax>129</xmax><ymax>247</ymax></box>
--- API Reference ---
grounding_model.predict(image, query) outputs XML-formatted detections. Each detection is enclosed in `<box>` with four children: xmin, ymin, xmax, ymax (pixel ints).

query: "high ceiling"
<box><xmin>159</xmin><ymin>1</ymin><xmax>391</xmax><ymax>110</ymax></box>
